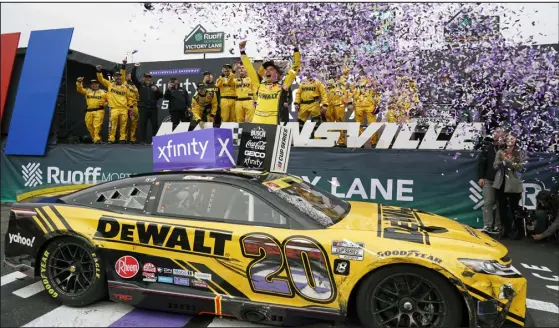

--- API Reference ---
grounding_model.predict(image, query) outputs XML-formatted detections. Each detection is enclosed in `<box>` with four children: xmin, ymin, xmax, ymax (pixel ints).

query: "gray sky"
<box><xmin>1</xmin><ymin>2</ymin><xmax>557</xmax><ymax>63</ymax></box>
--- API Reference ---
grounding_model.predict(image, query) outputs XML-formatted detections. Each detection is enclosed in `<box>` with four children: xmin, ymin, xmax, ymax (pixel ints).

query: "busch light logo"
<box><xmin>251</xmin><ymin>127</ymin><xmax>266</xmax><ymax>139</ymax></box>
<box><xmin>153</xmin><ymin>129</ymin><xmax>235</xmax><ymax>171</ymax></box>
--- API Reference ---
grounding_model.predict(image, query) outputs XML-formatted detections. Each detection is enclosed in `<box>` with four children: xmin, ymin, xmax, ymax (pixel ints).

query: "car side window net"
<box><xmin>71</xmin><ymin>184</ymin><xmax>151</xmax><ymax>210</ymax></box>
<box><xmin>157</xmin><ymin>181</ymin><xmax>287</xmax><ymax>226</ymax></box>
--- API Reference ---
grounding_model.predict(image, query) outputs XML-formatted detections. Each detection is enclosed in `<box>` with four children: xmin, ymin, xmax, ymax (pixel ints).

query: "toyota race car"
<box><xmin>4</xmin><ymin>168</ymin><xmax>530</xmax><ymax>327</ymax></box>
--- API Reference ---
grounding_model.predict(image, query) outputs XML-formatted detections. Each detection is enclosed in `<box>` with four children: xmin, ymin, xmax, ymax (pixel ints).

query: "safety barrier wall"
<box><xmin>2</xmin><ymin>144</ymin><xmax>557</xmax><ymax>227</ymax></box>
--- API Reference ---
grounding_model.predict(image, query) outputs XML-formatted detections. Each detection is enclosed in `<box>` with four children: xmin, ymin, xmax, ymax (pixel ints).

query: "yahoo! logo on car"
<box><xmin>153</xmin><ymin>128</ymin><xmax>235</xmax><ymax>171</ymax></box>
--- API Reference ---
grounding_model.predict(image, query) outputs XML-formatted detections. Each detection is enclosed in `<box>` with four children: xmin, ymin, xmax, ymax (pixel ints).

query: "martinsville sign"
<box><xmin>156</xmin><ymin>122</ymin><xmax>484</xmax><ymax>150</ymax></box>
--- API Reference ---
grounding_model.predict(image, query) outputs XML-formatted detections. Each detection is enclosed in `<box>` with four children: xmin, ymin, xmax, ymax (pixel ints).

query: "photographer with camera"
<box><xmin>164</xmin><ymin>77</ymin><xmax>191</xmax><ymax>131</ymax></box>
<box><xmin>533</xmin><ymin>190</ymin><xmax>559</xmax><ymax>242</ymax></box>
<box><xmin>477</xmin><ymin>127</ymin><xmax>506</xmax><ymax>233</ymax></box>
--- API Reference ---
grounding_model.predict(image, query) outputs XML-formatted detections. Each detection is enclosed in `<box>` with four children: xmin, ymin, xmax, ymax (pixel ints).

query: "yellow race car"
<box><xmin>4</xmin><ymin>168</ymin><xmax>530</xmax><ymax>327</ymax></box>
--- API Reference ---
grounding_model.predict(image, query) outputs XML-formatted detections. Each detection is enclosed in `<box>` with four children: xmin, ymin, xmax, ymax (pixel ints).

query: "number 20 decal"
<box><xmin>240</xmin><ymin>233</ymin><xmax>337</xmax><ymax>304</ymax></box>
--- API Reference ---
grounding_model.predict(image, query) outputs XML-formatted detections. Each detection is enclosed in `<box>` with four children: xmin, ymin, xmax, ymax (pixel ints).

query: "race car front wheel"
<box><xmin>356</xmin><ymin>265</ymin><xmax>462</xmax><ymax>328</ymax></box>
<box><xmin>40</xmin><ymin>236</ymin><xmax>107</xmax><ymax>307</ymax></box>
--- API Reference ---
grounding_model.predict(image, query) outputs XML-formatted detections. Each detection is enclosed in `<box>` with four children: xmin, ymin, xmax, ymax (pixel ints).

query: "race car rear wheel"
<box><xmin>40</xmin><ymin>237</ymin><xmax>107</xmax><ymax>307</ymax></box>
<box><xmin>356</xmin><ymin>265</ymin><xmax>462</xmax><ymax>328</ymax></box>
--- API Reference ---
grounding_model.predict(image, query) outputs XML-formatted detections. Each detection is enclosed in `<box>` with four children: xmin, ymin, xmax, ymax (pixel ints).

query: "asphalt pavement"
<box><xmin>1</xmin><ymin>205</ymin><xmax>557</xmax><ymax>327</ymax></box>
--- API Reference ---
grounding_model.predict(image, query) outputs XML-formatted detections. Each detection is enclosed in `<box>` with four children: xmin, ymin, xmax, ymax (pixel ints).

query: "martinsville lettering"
<box><xmin>157</xmin><ymin>138</ymin><xmax>208</xmax><ymax>163</ymax></box>
<box><xmin>94</xmin><ymin>217</ymin><xmax>232</xmax><ymax>257</ymax></box>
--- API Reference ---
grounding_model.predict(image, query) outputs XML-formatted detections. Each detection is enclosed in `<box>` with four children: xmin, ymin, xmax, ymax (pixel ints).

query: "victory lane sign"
<box><xmin>237</xmin><ymin>123</ymin><xmax>292</xmax><ymax>174</ymax></box>
<box><xmin>184</xmin><ymin>24</ymin><xmax>224</xmax><ymax>54</ymax></box>
<box><xmin>152</xmin><ymin>128</ymin><xmax>235</xmax><ymax>171</ymax></box>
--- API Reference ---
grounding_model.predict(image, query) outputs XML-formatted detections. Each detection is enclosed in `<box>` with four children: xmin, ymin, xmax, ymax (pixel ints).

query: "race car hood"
<box><xmin>331</xmin><ymin>201</ymin><xmax>502</xmax><ymax>248</ymax></box>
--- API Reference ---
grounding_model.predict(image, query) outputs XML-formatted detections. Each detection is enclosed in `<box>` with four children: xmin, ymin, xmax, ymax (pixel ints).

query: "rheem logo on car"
<box><xmin>115</xmin><ymin>256</ymin><xmax>139</xmax><ymax>279</ymax></box>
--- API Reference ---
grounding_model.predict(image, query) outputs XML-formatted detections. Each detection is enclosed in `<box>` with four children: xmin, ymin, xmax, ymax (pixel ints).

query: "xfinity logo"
<box><xmin>9</xmin><ymin>233</ymin><xmax>35</xmax><ymax>247</ymax></box>
<box><xmin>157</xmin><ymin>138</ymin><xmax>209</xmax><ymax>163</ymax></box>
<box><xmin>21</xmin><ymin>163</ymin><xmax>129</xmax><ymax>186</ymax></box>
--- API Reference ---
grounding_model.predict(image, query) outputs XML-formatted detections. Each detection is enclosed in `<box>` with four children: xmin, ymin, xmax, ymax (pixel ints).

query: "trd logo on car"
<box><xmin>8</xmin><ymin>233</ymin><xmax>35</xmax><ymax>247</ymax></box>
<box><xmin>95</xmin><ymin>217</ymin><xmax>232</xmax><ymax>257</ymax></box>
<box><xmin>379</xmin><ymin>205</ymin><xmax>430</xmax><ymax>245</ymax></box>
<box><xmin>112</xmin><ymin>293</ymin><xmax>132</xmax><ymax>301</ymax></box>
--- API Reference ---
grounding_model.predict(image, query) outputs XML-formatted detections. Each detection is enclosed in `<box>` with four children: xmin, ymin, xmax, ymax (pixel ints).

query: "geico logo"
<box><xmin>8</xmin><ymin>232</ymin><xmax>35</xmax><ymax>247</ymax></box>
<box><xmin>47</xmin><ymin>167</ymin><xmax>102</xmax><ymax>184</ymax></box>
<box><xmin>244</xmin><ymin>150</ymin><xmax>265</xmax><ymax>158</ymax></box>
<box><xmin>94</xmin><ymin>217</ymin><xmax>232</xmax><ymax>257</ymax></box>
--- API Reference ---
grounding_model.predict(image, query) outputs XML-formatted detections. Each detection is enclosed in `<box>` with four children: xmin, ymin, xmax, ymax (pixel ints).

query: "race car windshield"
<box><xmin>271</xmin><ymin>180</ymin><xmax>350</xmax><ymax>227</ymax></box>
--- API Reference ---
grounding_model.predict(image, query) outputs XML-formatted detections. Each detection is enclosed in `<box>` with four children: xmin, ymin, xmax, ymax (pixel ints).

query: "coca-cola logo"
<box><xmin>143</xmin><ymin>262</ymin><xmax>156</xmax><ymax>273</ymax></box>
<box><xmin>115</xmin><ymin>256</ymin><xmax>139</xmax><ymax>279</ymax></box>
<box><xmin>246</xmin><ymin>140</ymin><xmax>266</xmax><ymax>151</ymax></box>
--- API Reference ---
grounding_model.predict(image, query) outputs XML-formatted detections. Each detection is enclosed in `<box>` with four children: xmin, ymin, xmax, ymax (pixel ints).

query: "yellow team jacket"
<box><xmin>96</xmin><ymin>72</ymin><xmax>131</xmax><ymax>109</ymax></box>
<box><xmin>125</xmin><ymin>84</ymin><xmax>140</xmax><ymax>108</ymax></box>
<box><xmin>241</xmin><ymin>48</ymin><xmax>301</xmax><ymax>120</ymax></box>
<box><xmin>353</xmin><ymin>86</ymin><xmax>381</xmax><ymax>109</ymax></box>
<box><xmin>295</xmin><ymin>79</ymin><xmax>328</xmax><ymax>107</ymax></box>
<box><xmin>327</xmin><ymin>84</ymin><xmax>351</xmax><ymax>107</ymax></box>
<box><xmin>192</xmin><ymin>92</ymin><xmax>218</xmax><ymax>119</ymax></box>
<box><xmin>389</xmin><ymin>76</ymin><xmax>420</xmax><ymax>114</ymax></box>
<box><xmin>235</xmin><ymin>76</ymin><xmax>254</xmax><ymax>100</ymax></box>
<box><xmin>216</xmin><ymin>73</ymin><xmax>236</xmax><ymax>97</ymax></box>
<box><xmin>76</xmin><ymin>82</ymin><xmax>107</xmax><ymax>109</ymax></box>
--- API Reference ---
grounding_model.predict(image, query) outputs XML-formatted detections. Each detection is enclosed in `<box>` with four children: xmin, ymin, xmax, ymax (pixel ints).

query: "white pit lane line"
<box><xmin>526</xmin><ymin>298</ymin><xmax>559</xmax><ymax>314</ymax></box>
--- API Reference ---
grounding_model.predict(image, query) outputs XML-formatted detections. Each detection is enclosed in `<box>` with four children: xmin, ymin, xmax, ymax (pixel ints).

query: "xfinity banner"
<box><xmin>152</xmin><ymin>129</ymin><xmax>235</xmax><ymax>171</ymax></box>
<box><xmin>2</xmin><ymin>145</ymin><xmax>556</xmax><ymax>229</ymax></box>
<box><xmin>236</xmin><ymin>123</ymin><xmax>292</xmax><ymax>173</ymax></box>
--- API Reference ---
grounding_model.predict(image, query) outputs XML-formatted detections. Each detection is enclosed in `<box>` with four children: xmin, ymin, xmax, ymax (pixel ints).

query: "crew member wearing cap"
<box><xmin>191</xmin><ymin>83</ymin><xmax>218</xmax><ymax>125</ymax></box>
<box><xmin>216</xmin><ymin>64</ymin><xmax>237</xmax><ymax>122</ymax></box>
<box><xmin>349</xmin><ymin>77</ymin><xmax>381</xmax><ymax>146</ymax></box>
<box><xmin>295</xmin><ymin>75</ymin><xmax>328</xmax><ymax>132</ymax></box>
<box><xmin>238</xmin><ymin>39</ymin><xmax>300</xmax><ymax>124</ymax></box>
<box><xmin>121</xmin><ymin>62</ymin><xmax>140</xmax><ymax>143</ymax></box>
<box><xmin>76</xmin><ymin>77</ymin><xmax>107</xmax><ymax>144</ymax></box>
<box><xmin>325</xmin><ymin>78</ymin><xmax>351</xmax><ymax>147</ymax></box>
<box><xmin>131</xmin><ymin>62</ymin><xmax>162</xmax><ymax>144</ymax></box>
<box><xmin>234</xmin><ymin>61</ymin><xmax>255</xmax><ymax>122</ymax></box>
<box><xmin>96</xmin><ymin>63</ymin><xmax>132</xmax><ymax>144</ymax></box>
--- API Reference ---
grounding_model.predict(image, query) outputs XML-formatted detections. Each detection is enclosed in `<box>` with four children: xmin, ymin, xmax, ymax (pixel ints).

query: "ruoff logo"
<box><xmin>115</xmin><ymin>256</ymin><xmax>139</xmax><ymax>279</ymax></box>
<box><xmin>22</xmin><ymin>163</ymin><xmax>43</xmax><ymax>187</ymax></box>
<box><xmin>468</xmin><ymin>180</ymin><xmax>483</xmax><ymax>210</ymax></box>
<box><xmin>8</xmin><ymin>233</ymin><xmax>35</xmax><ymax>247</ymax></box>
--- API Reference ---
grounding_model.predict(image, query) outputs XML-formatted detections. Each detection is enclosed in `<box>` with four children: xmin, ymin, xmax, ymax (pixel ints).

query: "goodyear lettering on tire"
<box><xmin>92</xmin><ymin>253</ymin><xmax>101</xmax><ymax>279</ymax></box>
<box><xmin>40</xmin><ymin>250</ymin><xmax>58</xmax><ymax>298</ymax></box>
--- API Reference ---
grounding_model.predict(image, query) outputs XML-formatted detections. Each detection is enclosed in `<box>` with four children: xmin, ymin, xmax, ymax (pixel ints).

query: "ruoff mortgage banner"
<box><xmin>152</xmin><ymin>128</ymin><xmax>235</xmax><ymax>171</ymax></box>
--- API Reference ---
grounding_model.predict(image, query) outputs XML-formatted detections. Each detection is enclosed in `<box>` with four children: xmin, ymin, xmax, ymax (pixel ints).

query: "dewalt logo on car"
<box><xmin>94</xmin><ymin>217</ymin><xmax>232</xmax><ymax>258</ymax></box>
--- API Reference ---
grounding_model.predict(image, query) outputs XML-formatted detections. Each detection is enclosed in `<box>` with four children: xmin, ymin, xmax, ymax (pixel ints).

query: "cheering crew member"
<box><xmin>387</xmin><ymin>75</ymin><xmax>420</xmax><ymax>123</ymax></box>
<box><xmin>239</xmin><ymin>40</ymin><xmax>301</xmax><ymax>124</ymax></box>
<box><xmin>295</xmin><ymin>75</ymin><xmax>328</xmax><ymax>130</ymax></box>
<box><xmin>131</xmin><ymin>62</ymin><xmax>162</xmax><ymax>144</ymax></box>
<box><xmin>76</xmin><ymin>77</ymin><xmax>107</xmax><ymax>144</ymax></box>
<box><xmin>123</xmin><ymin>72</ymin><xmax>140</xmax><ymax>143</ymax></box>
<box><xmin>191</xmin><ymin>83</ymin><xmax>218</xmax><ymax>125</ymax></box>
<box><xmin>234</xmin><ymin>61</ymin><xmax>255</xmax><ymax>122</ymax></box>
<box><xmin>164</xmin><ymin>77</ymin><xmax>191</xmax><ymax>131</ymax></box>
<box><xmin>202</xmin><ymin>72</ymin><xmax>221</xmax><ymax>126</ymax></box>
<box><xmin>349</xmin><ymin>77</ymin><xmax>381</xmax><ymax>146</ymax></box>
<box><xmin>96</xmin><ymin>65</ymin><xmax>132</xmax><ymax>144</ymax></box>
<box><xmin>216</xmin><ymin>64</ymin><xmax>237</xmax><ymax>122</ymax></box>
<box><xmin>325</xmin><ymin>78</ymin><xmax>351</xmax><ymax>147</ymax></box>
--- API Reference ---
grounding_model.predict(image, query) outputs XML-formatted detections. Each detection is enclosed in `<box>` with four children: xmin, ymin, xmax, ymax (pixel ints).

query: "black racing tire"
<box><xmin>356</xmin><ymin>265</ymin><xmax>462</xmax><ymax>328</ymax></box>
<box><xmin>40</xmin><ymin>236</ymin><xmax>107</xmax><ymax>307</ymax></box>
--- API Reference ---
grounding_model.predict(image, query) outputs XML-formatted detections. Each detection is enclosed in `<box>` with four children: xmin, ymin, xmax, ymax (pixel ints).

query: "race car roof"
<box><xmin>131</xmin><ymin>167</ymin><xmax>288</xmax><ymax>181</ymax></box>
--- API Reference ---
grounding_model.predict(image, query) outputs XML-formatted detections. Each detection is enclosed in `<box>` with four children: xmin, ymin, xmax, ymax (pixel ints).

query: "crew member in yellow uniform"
<box><xmin>124</xmin><ymin>74</ymin><xmax>140</xmax><ymax>143</ymax></box>
<box><xmin>239</xmin><ymin>39</ymin><xmax>300</xmax><ymax>125</ymax></box>
<box><xmin>325</xmin><ymin>78</ymin><xmax>351</xmax><ymax>147</ymax></box>
<box><xmin>350</xmin><ymin>77</ymin><xmax>381</xmax><ymax>146</ymax></box>
<box><xmin>216</xmin><ymin>64</ymin><xmax>237</xmax><ymax>122</ymax></box>
<box><xmin>191</xmin><ymin>83</ymin><xmax>218</xmax><ymax>124</ymax></box>
<box><xmin>96</xmin><ymin>64</ymin><xmax>132</xmax><ymax>144</ymax></box>
<box><xmin>387</xmin><ymin>75</ymin><xmax>420</xmax><ymax>123</ymax></box>
<box><xmin>76</xmin><ymin>77</ymin><xmax>107</xmax><ymax>144</ymax></box>
<box><xmin>295</xmin><ymin>76</ymin><xmax>328</xmax><ymax>130</ymax></box>
<box><xmin>234</xmin><ymin>61</ymin><xmax>255</xmax><ymax>122</ymax></box>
